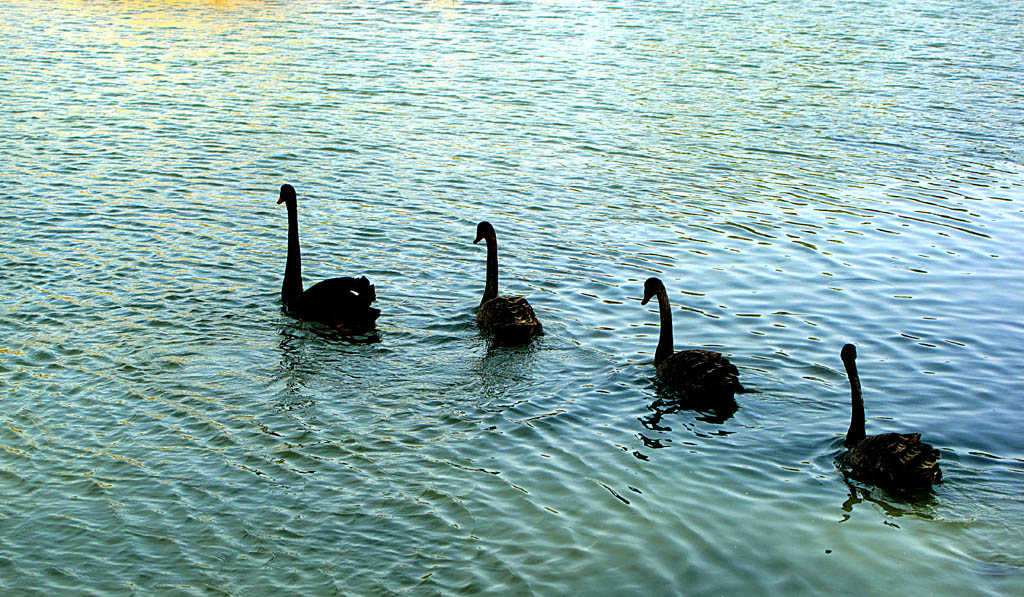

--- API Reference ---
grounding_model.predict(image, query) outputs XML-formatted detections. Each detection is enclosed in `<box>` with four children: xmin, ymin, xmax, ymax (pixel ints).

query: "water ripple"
<box><xmin>2</xmin><ymin>0</ymin><xmax>1024</xmax><ymax>594</ymax></box>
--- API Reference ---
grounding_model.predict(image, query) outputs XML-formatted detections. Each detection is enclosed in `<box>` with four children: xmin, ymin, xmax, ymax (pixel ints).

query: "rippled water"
<box><xmin>2</xmin><ymin>0</ymin><xmax>1023</xmax><ymax>594</ymax></box>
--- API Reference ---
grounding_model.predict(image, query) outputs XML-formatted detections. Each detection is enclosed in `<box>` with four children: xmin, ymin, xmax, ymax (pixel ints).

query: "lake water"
<box><xmin>2</xmin><ymin>0</ymin><xmax>1023</xmax><ymax>594</ymax></box>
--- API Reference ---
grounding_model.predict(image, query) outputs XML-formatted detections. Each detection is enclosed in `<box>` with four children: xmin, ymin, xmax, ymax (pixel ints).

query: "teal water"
<box><xmin>2</xmin><ymin>0</ymin><xmax>1023</xmax><ymax>594</ymax></box>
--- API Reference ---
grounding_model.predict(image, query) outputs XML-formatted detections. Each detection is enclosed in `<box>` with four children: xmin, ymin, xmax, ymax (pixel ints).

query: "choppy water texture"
<box><xmin>2</xmin><ymin>0</ymin><xmax>1023</xmax><ymax>594</ymax></box>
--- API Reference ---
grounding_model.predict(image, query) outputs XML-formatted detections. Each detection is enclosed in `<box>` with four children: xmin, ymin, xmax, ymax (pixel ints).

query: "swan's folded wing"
<box><xmin>294</xmin><ymin>276</ymin><xmax>380</xmax><ymax>329</ymax></box>
<box><xmin>657</xmin><ymin>349</ymin><xmax>742</xmax><ymax>397</ymax></box>
<box><xmin>841</xmin><ymin>432</ymin><xmax>942</xmax><ymax>489</ymax></box>
<box><xmin>478</xmin><ymin>295</ymin><xmax>542</xmax><ymax>344</ymax></box>
<box><xmin>304</xmin><ymin>276</ymin><xmax>377</xmax><ymax>307</ymax></box>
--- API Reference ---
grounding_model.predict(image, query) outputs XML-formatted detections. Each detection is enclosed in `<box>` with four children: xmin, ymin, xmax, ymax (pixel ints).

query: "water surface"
<box><xmin>2</xmin><ymin>0</ymin><xmax>1023</xmax><ymax>594</ymax></box>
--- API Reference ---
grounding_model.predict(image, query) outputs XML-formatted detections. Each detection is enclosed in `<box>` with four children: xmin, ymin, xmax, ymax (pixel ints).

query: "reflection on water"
<box><xmin>641</xmin><ymin>387</ymin><xmax>739</xmax><ymax>427</ymax></box>
<box><xmin>2</xmin><ymin>0</ymin><xmax>1024</xmax><ymax>594</ymax></box>
<box><xmin>838</xmin><ymin>481</ymin><xmax>941</xmax><ymax>525</ymax></box>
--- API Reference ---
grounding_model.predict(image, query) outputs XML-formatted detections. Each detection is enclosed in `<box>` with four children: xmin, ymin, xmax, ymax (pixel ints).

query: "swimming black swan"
<box><xmin>837</xmin><ymin>343</ymin><xmax>941</xmax><ymax>490</ymax></box>
<box><xmin>473</xmin><ymin>221</ymin><xmax>542</xmax><ymax>345</ymax></box>
<box><xmin>640</xmin><ymin>277</ymin><xmax>743</xmax><ymax>400</ymax></box>
<box><xmin>276</xmin><ymin>183</ymin><xmax>380</xmax><ymax>331</ymax></box>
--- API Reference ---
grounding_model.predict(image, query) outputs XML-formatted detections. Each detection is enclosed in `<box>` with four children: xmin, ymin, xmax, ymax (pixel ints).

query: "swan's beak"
<box><xmin>640</xmin><ymin>293</ymin><xmax>652</xmax><ymax>306</ymax></box>
<box><xmin>277</xmin><ymin>197</ymin><xmax>285</xmax><ymax>204</ymax></box>
<box><xmin>473</xmin><ymin>234</ymin><xmax>483</xmax><ymax>244</ymax></box>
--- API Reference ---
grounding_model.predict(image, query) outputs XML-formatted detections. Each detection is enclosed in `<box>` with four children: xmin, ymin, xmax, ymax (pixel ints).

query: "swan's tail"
<box><xmin>355</xmin><ymin>276</ymin><xmax>376</xmax><ymax>300</ymax></box>
<box><xmin>491</xmin><ymin>322</ymin><xmax>543</xmax><ymax>345</ymax></box>
<box><xmin>348</xmin><ymin>277</ymin><xmax>379</xmax><ymax>328</ymax></box>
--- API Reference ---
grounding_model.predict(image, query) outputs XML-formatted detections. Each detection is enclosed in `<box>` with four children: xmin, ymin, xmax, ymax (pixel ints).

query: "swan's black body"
<box><xmin>640</xmin><ymin>277</ymin><xmax>742</xmax><ymax>400</ymax></box>
<box><xmin>837</xmin><ymin>344</ymin><xmax>941</xmax><ymax>490</ymax></box>
<box><xmin>473</xmin><ymin>221</ymin><xmax>542</xmax><ymax>345</ymax></box>
<box><xmin>277</xmin><ymin>184</ymin><xmax>379</xmax><ymax>331</ymax></box>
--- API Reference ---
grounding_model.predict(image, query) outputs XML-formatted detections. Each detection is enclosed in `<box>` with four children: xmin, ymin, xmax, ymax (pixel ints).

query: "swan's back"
<box><xmin>478</xmin><ymin>295</ymin><xmax>542</xmax><ymax>345</ymax></box>
<box><xmin>840</xmin><ymin>432</ymin><xmax>942</xmax><ymax>490</ymax></box>
<box><xmin>292</xmin><ymin>275</ymin><xmax>380</xmax><ymax>331</ymax></box>
<box><xmin>656</xmin><ymin>349</ymin><xmax>742</xmax><ymax>399</ymax></box>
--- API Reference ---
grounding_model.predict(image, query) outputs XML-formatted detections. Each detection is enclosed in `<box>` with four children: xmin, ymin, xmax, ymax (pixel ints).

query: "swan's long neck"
<box><xmin>282</xmin><ymin>199</ymin><xmax>303</xmax><ymax>307</ymax></box>
<box><xmin>654</xmin><ymin>285</ymin><xmax>674</xmax><ymax>365</ymax></box>
<box><xmin>844</xmin><ymin>356</ymin><xmax>866</xmax><ymax>447</ymax></box>
<box><xmin>481</xmin><ymin>234</ymin><xmax>499</xmax><ymax>306</ymax></box>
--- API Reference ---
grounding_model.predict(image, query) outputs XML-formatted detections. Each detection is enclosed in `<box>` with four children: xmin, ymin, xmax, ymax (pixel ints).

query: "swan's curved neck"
<box><xmin>844</xmin><ymin>356</ymin><xmax>866</xmax><ymax>446</ymax></box>
<box><xmin>481</xmin><ymin>234</ymin><xmax>498</xmax><ymax>305</ymax></box>
<box><xmin>282</xmin><ymin>199</ymin><xmax>303</xmax><ymax>307</ymax></box>
<box><xmin>654</xmin><ymin>285</ymin><xmax>674</xmax><ymax>364</ymax></box>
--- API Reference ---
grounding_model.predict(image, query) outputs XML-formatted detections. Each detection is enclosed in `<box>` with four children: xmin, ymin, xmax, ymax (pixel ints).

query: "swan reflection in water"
<box><xmin>274</xmin><ymin>324</ymin><xmax>381</xmax><ymax>408</ymax></box>
<box><xmin>469</xmin><ymin>339</ymin><xmax>542</xmax><ymax>413</ymax></box>
<box><xmin>635</xmin><ymin>383</ymin><xmax>737</xmax><ymax>460</ymax></box>
<box><xmin>837</xmin><ymin>480</ymin><xmax>939</xmax><ymax>525</ymax></box>
<box><xmin>640</xmin><ymin>385</ymin><xmax>739</xmax><ymax>430</ymax></box>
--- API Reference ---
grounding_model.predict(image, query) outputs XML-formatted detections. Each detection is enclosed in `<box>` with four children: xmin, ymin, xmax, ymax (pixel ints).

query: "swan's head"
<box><xmin>474</xmin><ymin>221</ymin><xmax>495</xmax><ymax>244</ymax></box>
<box><xmin>640</xmin><ymin>277</ymin><xmax>663</xmax><ymax>306</ymax></box>
<box><xmin>277</xmin><ymin>184</ymin><xmax>297</xmax><ymax>205</ymax></box>
<box><xmin>841</xmin><ymin>343</ymin><xmax>857</xmax><ymax>363</ymax></box>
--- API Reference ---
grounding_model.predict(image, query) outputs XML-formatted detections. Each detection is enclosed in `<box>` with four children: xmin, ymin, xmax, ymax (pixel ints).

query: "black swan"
<box><xmin>640</xmin><ymin>277</ymin><xmax>742</xmax><ymax>400</ymax></box>
<box><xmin>276</xmin><ymin>183</ymin><xmax>380</xmax><ymax>331</ymax></box>
<box><xmin>837</xmin><ymin>343</ymin><xmax>941</xmax><ymax>490</ymax></box>
<box><xmin>473</xmin><ymin>221</ymin><xmax>542</xmax><ymax>345</ymax></box>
